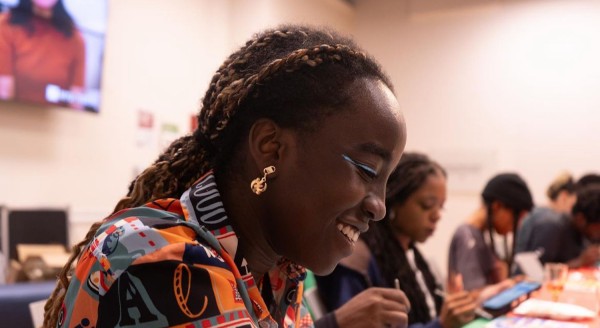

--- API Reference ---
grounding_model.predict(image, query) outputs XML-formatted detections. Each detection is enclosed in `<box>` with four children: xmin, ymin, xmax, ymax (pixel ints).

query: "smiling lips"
<box><xmin>337</xmin><ymin>222</ymin><xmax>360</xmax><ymax>243</ymax></box>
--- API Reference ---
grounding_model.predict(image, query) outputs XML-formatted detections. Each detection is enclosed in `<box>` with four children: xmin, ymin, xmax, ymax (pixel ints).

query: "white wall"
<box><xmin>2</xmin><ymin>0</ymin><xmax>599</xmax><ymax>283</ymax></box>
<box><xmin>0</xmin><ymin>0</ymin><xmax>354</xmax><ymax>247</ymax></box>
<box><xmin>0</xmin><ymin>0</ymin><xmax>233</xmax><ymax>245</ymax></box>
<box><xmin>354</xmin><ymin>0</ymin><xmax>600</xmax><ymax>280</ymax></box>
<box><xmin>228</xmin><ymin>0</ymin><xmax>354</xmax><ymax>45</ymax></box>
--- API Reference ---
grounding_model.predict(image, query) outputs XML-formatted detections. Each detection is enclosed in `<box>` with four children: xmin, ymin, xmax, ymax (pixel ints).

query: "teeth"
<box><xmin>343</xmin><ymin>225</ymin><xmax>351</xmax><ymax>235</ymax></box>
<box><xmin>337</xmin><ymin>222</ymin><xmax>359</xmax><ymax>243</ymax></box>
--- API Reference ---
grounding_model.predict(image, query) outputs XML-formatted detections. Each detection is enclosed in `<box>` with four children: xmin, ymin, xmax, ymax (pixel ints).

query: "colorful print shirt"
<box><xmin>59</xmin><ymin>172</ymin><xmax>314</xmax><ymax>328</ymax></box>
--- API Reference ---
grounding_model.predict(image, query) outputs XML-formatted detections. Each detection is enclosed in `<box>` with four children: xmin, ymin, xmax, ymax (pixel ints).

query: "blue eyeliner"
<box><xmin>342</xmin><ymin>154</ymin><xmax>378</xmax><ymax>177</ymax></box>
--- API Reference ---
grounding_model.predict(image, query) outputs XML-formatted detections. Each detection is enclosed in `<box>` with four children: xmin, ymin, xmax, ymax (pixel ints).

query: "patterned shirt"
<box><xmin>59</xmin><ymin>172</ymin><xmax>313</xmax><ymax>328</ymax></box>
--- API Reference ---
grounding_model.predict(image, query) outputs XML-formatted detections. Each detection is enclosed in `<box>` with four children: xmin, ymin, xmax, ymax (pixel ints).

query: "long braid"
<box><xmin>363</xmin><ymin>152</ymin><xmax>446</xmax><ymax>324</ymax></box>
<box><xmin>43</xmin><ymin>221</ymin><xmax>102</xmax><ymax>328</ymax></box>
<box><xmin>44</xmin><ymin>24</ymin><xmax>391</xmax><ymax>327</ymax></box>
<box><xmin>200</xmin><ymin>44</ymin><xmax>370</xmax><ymax>140</ymax></box>
<box><xmin>365</xmin><ymin>220</ymin><xmax>441</xmax><ymax>323</ymax></box>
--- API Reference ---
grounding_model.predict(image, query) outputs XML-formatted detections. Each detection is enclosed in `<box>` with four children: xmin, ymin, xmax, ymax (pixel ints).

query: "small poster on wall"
<box><xmin>136</xmin><ymin>109</ymin><xmax>154</xmax><ymax>148</ymax></box>
<box><xmin>190</xmin><ymin>113</ymin><xmax>198</xmax><ymax>133</ymax></box>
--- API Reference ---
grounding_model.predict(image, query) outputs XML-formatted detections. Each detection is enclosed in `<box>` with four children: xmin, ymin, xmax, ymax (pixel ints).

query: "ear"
<box><xmin>247</xmin><ymin>118</ymin><xmax>285</xmax><ymax>176</ymax></box>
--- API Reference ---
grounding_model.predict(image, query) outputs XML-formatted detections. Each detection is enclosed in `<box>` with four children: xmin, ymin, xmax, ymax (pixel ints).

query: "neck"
<box><xmin>396</xmin><ymin>233</ymin><xmax>411</xmax><ymax>250</ymax></box>
<box><xmin>217</xmin><ymin>173</ymin><xmax>280</xmax><ymax>281</ymax></box>
<box><xmin>32</xmin><ymin>6</ymin><xmax>53</xmax><ymax>19</ymax></box>
<box><xmin>467</xmin><ymin>206</ymin><xmax>488</xmax><ymax>230</ymax></box>
<box><xmin>549</xmin><ymin>201</ymin><xmax>569</xmax><ymax>215</ymax></box>
<box><xmin>239</xmin><ymin>237</ymin><xmax>280</xmax><ymax>282</ymax></box>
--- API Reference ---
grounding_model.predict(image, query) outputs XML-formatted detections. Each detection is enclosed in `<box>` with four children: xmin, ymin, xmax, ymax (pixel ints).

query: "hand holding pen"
<box><xmin>332</xmin><ymin>280</ymin><xmax>411</xmax><ymax>328</ymax></box>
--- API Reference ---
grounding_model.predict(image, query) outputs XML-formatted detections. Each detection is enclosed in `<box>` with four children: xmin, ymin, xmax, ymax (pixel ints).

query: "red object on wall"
<box><xmin>190</xmin><ymin>114</ymin><xmax>198</xmax><ymax>132</ymax></box>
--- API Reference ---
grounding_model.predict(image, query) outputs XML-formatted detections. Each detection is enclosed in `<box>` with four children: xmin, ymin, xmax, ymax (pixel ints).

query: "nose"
<box><xmin>362</xmin><ymin>192</ymin><xmax>386</xmax><ymax>222</ymax></box>
<box><xmin>431</xmin><ymin>208</ymin><xmax>442</xmax><ymax>223</ymax></box>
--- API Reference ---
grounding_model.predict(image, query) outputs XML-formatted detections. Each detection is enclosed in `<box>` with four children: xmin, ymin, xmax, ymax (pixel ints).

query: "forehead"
<box><xmin>320</xmin><ymin>78</ymin><xmax>405</xmax><ymax>154</ymax></box>
<box><xmin>416</xmin><ymin>173</ymin><xmax>447</xmax><ymax>192</ymax></box>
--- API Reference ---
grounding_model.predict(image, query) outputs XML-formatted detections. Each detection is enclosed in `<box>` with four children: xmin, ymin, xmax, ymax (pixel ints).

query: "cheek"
<box><xmin>495</xmin><ymin>216</ymin><xmax>513</xmax><ymax>234</ymax></box>
<box><xmin>585</xmin><ymin>227</ymin><xmax>600</xmax><ymax>242</ymax></box>
<box><xmin>394</xmin><ymin>210</ymin><xmax>425</xmax><ymax>235</ymax></box>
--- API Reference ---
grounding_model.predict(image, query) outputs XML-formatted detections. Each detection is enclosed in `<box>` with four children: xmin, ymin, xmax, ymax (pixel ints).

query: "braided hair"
<box><xmin>481</xmin><ymin>173</ymin><xmax>533</xmax><ymax>273</ymax></box>
<box><xmin>43</xmin><ymin>24</ymin><xmax>393</xmax><ymax>328</ymax></box>
<box><xmin>363</xmin><ymin>152</ymin><xmax>446</xmax><ymax>324</ymax></box>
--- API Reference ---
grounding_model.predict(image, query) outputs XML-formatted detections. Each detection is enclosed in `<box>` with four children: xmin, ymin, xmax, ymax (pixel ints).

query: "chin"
<box><xmin>300</xmin><ymin>256</ymin><xmax>340</xmax><ymax>276</ymax></box>
<box><xmin>308</xmin><ymin>263</ymin><xmax>338</xmax><ymax>276</ymax></box>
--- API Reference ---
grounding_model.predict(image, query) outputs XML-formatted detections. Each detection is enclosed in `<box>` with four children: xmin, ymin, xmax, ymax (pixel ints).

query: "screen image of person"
<box><xmin>0</xmin><ymin>0</ymin><xmax>86</xmax><ymax>109</ymax></box>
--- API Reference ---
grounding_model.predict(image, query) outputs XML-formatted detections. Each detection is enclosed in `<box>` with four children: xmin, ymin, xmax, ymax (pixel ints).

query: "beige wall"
<box><xmin>2</xmin><ymin>0</ymin><xmax>600</xmax><ymax>282</ymax></box>
<box><xmin>0</xmin><ymin>0</ymin><xmax>354</xmax><ymax>247</ymax></box>
<box><xmin>354</xmin><ymin>0</ymin><xmax>600</xmax><ymax>280</ymax></box>
<box><xmin>0</xmin><ymin>0</ymin><xmax>232</xmax><ymax>246</ymax></box>
<box><xmin>229</xmin><ymin>0</ymin><xmax>354</xmax><ymax>45</ymax></box>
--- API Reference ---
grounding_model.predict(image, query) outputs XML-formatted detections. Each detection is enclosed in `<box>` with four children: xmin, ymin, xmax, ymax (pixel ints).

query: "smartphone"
<box><xmin>482</xmin><ymin>281</ymin><xmax>542</xmax><ymax>317</ymax></box>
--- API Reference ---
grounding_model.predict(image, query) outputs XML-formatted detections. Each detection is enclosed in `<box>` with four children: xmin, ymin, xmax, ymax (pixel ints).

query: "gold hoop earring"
<box><xmin>250</xmin><ymin>166</ymin><xmax>276</xmax><ymax>195</ymax></box>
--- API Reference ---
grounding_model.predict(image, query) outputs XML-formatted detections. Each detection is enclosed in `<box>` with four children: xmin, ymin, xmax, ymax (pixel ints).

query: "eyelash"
<box><xmin>342</xmin><ymin>154</ymin><xmax>378</xmax><ymax>180</ymax></box>
<box><xmin>420</xmin><ymin>202</ymin><xmax>445</xmax><ymax>211</ymax></box>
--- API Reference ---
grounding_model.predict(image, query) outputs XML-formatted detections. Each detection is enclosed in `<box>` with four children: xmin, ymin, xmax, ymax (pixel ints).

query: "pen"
<box><xmin>433</xmin><ymin>289</ymin><xmax>493</xmax><ymax>320</ymax></box>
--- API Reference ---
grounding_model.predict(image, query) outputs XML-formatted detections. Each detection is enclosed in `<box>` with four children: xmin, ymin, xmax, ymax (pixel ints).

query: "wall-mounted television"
<box><xmin>0</xmin><ymin>0</ymin><xmax>108</xmax><ymax>113</ymax></box>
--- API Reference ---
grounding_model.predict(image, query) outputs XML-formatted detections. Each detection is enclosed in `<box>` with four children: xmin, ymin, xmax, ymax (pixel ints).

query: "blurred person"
<box><xmin>448</xmin><ymin>173</ymin><xmax>533</xmax><ymax>291</ymax></box>
<box><xmin>516</xmin><ymin>180</ymin><xmax>600</xmax><ymax>269</ymax></box>
<box><xmin>576</xmin><ymin>173</ymin><xmax>600</xmax><ymax>189</ymax></box>
<box><xmin>0</xmin><ymin>0</ymin><xmax>85</xmax><ymax>108</ymax></box>
<box><xmin>515</xmin><ymin>172</ymin><xmax>577</xmax><ymax>266</ymax></box>
<box><xmin>317</xmin><ymin>152</ymin><xmax>477</xmax><ymax>328</ymax></box>
<box><xmin>42</xmin><ymin>25</ymin><xmax>410</xmax><ymax>328</ymax></box>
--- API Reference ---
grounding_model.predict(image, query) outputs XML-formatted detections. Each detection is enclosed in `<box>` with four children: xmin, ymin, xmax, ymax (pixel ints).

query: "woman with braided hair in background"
<box><xmin>43</xmin><ymin>24</ymin><xmax>409</xmax><ymax>328</ymax></box>
<box><xmin>448</xmin><ymin>173</ymin><xmax>533</xmax><ymax>292</ymax></box>
<box><xmin>316</xmin><ymin>152</ymin><xmax>477</xmax><ymax>328</ymax></box>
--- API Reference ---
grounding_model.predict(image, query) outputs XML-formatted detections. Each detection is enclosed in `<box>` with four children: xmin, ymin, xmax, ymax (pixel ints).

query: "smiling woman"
<box><xmin>42</xmin><ymin>24</ymin><xmax>408</xmax><ymax>328</ymax></box>
<box><xmin>316</xmin><ymin>152</ymin><xmax>479</xmax><ymax>328</ymax></box>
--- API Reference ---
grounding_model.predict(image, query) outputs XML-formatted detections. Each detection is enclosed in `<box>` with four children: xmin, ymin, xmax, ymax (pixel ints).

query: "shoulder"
<box><xmin>527</xmin><ymin>207</ymin><xmax>560</xmax><ymax>222</ymax></box>
<box><xmin>526</xmin><ymin>208</ymin><xmax>564</xmax><ymax>230</ymax></box>
<box><xmin>451</xmin><ymin>224</ymin><xmax>480</xmax><ymax>244</ymax></box>
<box><xmin>92</xmin><ymin>203</ymin><xmax>218</xmax><ymax>271</ymax></box>
<box><xmin>80</xmin><ymin>203</ymin><xmax>233</xmax><ymax>288</ymax></box>
<box><xmin>453</xmin><ymin>224</ymin><xmax>472</xmax><ymax>236</ymax></box>
<box><xmin>338</xmin><ymin>239</ymin><xmax>373</xmax><ymax>275</ymax></box>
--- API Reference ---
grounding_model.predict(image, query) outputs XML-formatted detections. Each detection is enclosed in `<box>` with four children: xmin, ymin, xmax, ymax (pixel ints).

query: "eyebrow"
<box><xmin>356</xmin><ymin>142</ymin><xmax>392</xmax><ymax>161</ymax></box>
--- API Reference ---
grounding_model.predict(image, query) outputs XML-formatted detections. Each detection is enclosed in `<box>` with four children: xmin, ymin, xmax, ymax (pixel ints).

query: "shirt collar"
<box><xmin>179</xmin><ymin>171</ymin><xmax>306</xmax><ymax>283</ymax></box>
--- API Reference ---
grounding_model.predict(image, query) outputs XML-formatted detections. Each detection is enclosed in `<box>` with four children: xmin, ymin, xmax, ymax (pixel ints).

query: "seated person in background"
<box><xmin>515</xmin><ymin>172</ymin><xmax>577</xmax><ymax>266</ymax></box>
<box><xmin>317</xmin><ymin>152</ymin><xmax>476</xmax><ymax>328</ymax></box>
<box><xmin>448</xmin><ymin>173</ymin><xmax>533</xmax><ymax>291</ymax></box>
<box><xmin>42</xmin><ymin>25</ymin><xmax>410</xmax><ymax>328</ymax></box>
<box><xmin>516</xmin><ymin>183</ymin><xmax>600</xmax><ymax>269</ymax></box>
<box><xmin>576</xmin><ymin>173</ymin><xmax>600</xmax><ymax>189</ymax></box>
